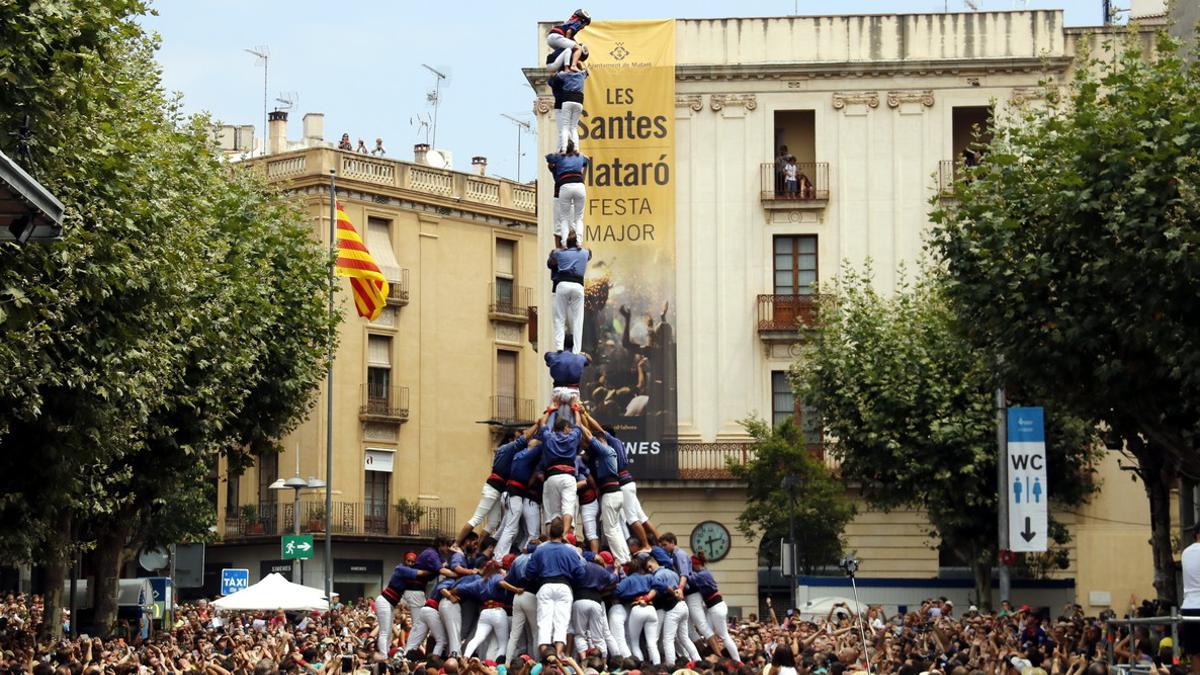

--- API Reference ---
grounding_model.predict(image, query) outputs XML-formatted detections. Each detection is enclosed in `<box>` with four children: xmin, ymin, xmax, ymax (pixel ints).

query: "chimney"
<box><xmin>302</xmin><ymin>113</ymin><xmax>324</xmax><ymax>144</ymax></box>
<box><xmin>471</xmin><ymin>156</ymin><xmax>487</xmax><ymax>176</ymax></box>
<box><xmin>414</xmin><ymin>143</ymin><xmax>430</xmax><ymax>165</ymax></box>
<box><xmin>268</xmin><ymin>110</ymin><xmax>288</xmax><ymax>155</ymax></box>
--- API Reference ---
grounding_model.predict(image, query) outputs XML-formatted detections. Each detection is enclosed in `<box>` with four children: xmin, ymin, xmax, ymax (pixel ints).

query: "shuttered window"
<box><xmin>367</xmin><ymin>217</ymin><xmax>402</xmax><ymax>281</ymax></box>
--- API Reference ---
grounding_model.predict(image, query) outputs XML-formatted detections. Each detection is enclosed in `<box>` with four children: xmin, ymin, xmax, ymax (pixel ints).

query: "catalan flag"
<box><xmin>334</xmin><ymin>203</ymin><xmax>390</xmax><ymax>320</ymax></box>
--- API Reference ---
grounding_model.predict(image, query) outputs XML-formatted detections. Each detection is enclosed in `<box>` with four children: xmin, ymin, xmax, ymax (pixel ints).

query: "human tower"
<box><xmin>370</xmin><ymin>10</ymin><xmax>741</xmax><ymax>668</ymax></box>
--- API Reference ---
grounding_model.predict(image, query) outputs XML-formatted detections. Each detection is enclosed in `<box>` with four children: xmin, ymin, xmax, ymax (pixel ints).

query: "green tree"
<box><xmin>729</xmin><ymin>417</ymin><xmax>856</xmax><ymax>576</ymax></box>
<box><xmin>0</xmin><ymin>0</ymin><xmax>335</xmax><ymax>636</ymax></box>
<box><xmin>794</xmin><ymin>267</ymin><xmax>1100</xmax><ymax>607</ymax></box>
<box><xmin>929</xmin><ymin>33</ymin><xmax>1200</xmax><ymax>604</ymax></box>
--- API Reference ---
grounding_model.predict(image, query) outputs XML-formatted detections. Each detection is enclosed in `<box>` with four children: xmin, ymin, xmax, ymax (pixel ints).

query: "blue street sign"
<box><xmin>221</xmin><ymin>568</ymin><xmax>250</xmax><ymax>596</ymax></box>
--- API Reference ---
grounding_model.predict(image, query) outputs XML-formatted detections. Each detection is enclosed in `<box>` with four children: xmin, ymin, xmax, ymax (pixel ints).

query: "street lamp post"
<box><xmin>781</xmin><ymin>474</ymin><xmax>799</xmax><ymax>609</ymax></box>
<box><xmin>269</xmin><ymin>475</ymin><xmax>325</xmax><ymax>585</ymax></box>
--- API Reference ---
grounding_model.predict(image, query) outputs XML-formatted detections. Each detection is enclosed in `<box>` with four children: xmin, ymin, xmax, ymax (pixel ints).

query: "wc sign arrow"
<box><xmin>1007</xmin><ymin>406</ymin><xmax>1048</xmax><ymax>553</ymax></box>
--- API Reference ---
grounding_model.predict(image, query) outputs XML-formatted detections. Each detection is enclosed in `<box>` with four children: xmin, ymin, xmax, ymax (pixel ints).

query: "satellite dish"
<box><xmin>139</xmin><ymin>547</ymin><xmax>169</xmax><ymax>572</ymax></box>
<box><xmin>426</xmin><ymin>148</ymin><xmax>453</xmax><ymax>169</ymax></box>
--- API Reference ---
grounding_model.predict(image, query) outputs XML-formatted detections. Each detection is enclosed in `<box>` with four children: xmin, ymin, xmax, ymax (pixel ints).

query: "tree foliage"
<box><xmin>730</xmin><ymin>417</ymin><xmax>856</xmax><ymax>575</ymax></box>
<box><xmin>929</xmin><ymin>32</ymin><xmax>1200</xmax><ymax>603</ymax></box>
<box><xmin>0</xmin><ymin>0</ymin><xmax>336</xmax><ymax>635</ymax></box>
<box><xmin>793</xmin><ymin>267</ymin><xmax>1100</xmax><ymax>606</ymax></box>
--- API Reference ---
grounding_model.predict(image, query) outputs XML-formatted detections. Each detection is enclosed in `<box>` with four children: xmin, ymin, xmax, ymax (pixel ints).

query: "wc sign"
<box><xmin>1007</xmin><ymin>407</ymin><xmax>1048</xmax><ymax>553</ymax></box>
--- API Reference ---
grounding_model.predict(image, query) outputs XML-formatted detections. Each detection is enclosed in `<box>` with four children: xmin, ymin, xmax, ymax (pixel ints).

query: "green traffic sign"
<box><xmin>281</xmin><ymin>534</ymin><xmax>314</xmax><ymax>560</ymax></box>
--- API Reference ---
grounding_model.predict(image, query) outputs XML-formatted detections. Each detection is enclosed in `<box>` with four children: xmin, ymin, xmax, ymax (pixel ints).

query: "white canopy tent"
<box><xmin>211</xmin><ymin>573</ymin><xmax>329</xmax><ymax>612</ymax></box>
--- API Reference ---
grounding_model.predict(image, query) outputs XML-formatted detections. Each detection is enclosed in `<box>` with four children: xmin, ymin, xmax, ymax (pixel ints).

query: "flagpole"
<box><xmin>325</xmin><ymin>168</ymin><xmax>336</xmax><ymax>605</ymax></box>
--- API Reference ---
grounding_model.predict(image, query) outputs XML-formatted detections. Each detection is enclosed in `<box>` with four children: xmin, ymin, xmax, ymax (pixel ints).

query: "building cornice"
<box><xmin>523</xmin><ymin>56</ymin><xmax>1071</xmax><ymax>91</ymax></box>
<box><xmin>280</xmin><ymin>179</ymin><xmax>537</xmax><ymax>231</ymax></box>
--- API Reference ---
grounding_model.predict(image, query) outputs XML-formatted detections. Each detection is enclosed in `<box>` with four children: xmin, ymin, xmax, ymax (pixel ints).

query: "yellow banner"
<box><xmin>577</xmin><ymin>19</ymin><xmax>677</xmax><ymax>477</ymax></box>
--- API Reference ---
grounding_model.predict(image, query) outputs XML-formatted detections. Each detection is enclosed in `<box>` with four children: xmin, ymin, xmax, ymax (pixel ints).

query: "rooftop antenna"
<box><xmin>244</xmin><ymin>46</ymin><xmax>269</xmax><ymax>156</ymax></box>
<box><xmin>421</xmin><ymin>64</ymin><xmax>448</xmax><ymax>149</ymax></box>
<box><xmin>500</xmin><ymin>113</ymin><xmax>533</xmax><ymax>182</ymax></box>
<box><xmin>964</xmin><ymin>0</ymin><xmax>979</xmax><ymax>10</ymax></box>
<box><xmin>275</xmin><ymin>91</ymin><xmax>298</xmax><ymax>112</ymax></box>
<box><xmin>410</xmin><ymin>114</ymin><xmax>432</xmax><ymax>144</ymax></box>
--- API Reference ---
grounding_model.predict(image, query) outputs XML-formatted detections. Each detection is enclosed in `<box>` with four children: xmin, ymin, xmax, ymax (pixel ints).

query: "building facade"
<box><xmin>529</xmin><ymin>10</ymin><xmax>1156</xmax><ymax>617</ymax></box>
<box><xmin>207</xmin><ymin>113</ymin><xmax>540</xmax><ymax>601</ymax></box>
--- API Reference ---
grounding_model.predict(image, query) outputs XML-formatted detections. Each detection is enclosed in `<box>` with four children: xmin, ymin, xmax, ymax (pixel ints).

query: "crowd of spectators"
<box><xmin>0</xmin><ymin>591</ymin><xmax>1184</xmax><ymax>675</ymax></box>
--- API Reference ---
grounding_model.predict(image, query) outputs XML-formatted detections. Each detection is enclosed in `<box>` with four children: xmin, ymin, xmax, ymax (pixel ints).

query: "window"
<box><xmin>367</xmin><ymin>335</ymin><xmax>392</xmax><ymax>409</ymax></box>
<box><xmin>496</xmin><ymin>350</ymin><xmax>518</xmax><ymax>418</ymax></box>
<box><xmin>774</xmin><ymin>236</ymin><xmax>818</xmax><ymax>296</ymax></box>
<box><xmin>367</xmin><ymin>217</ymin><xmax>402</xmax><ymax>283</ymax></box>
<box><xmin>257</xmin><ymin>452</ymin><xmax>278</xmax><ymax>533</ymax></box>
<box><xmin>495</xmin><ymin>239</ymin><xmax>516</xmax><ymax>312</ymax></box>
<box><xmin>772</xmin><ymin>371</ymin><xmax>822</xmax><ymax>447</ymax></box>
<box><xmin>364</xmin><ymin>470</ymin><xmax>390</xmax><ymax>534</ymax></box>
<box><xmin>226</xmin><ymin>472</ymin><xmax>240</xmax><ymax>514</ymax></box>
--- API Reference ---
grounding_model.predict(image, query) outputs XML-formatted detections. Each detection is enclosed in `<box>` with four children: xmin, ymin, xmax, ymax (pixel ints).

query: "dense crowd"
<box><xmin>0</xmin><ymin>589</ymin><xmax>1185</xmax><ymax>675</ymax></box>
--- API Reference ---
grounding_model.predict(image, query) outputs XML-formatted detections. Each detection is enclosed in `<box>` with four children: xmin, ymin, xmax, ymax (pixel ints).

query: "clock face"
<box><xmin>690</xmin><ymin>520</ymin><xmax>731</xmax><ymax>563</ymax></box>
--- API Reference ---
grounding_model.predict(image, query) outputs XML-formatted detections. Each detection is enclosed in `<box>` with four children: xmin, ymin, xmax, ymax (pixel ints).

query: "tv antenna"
<box><xmin>410</xmin><ymin>114</ymin><xmax>432</xmax><ymax>144</ymax></box>
<box><xmin>963</xmin><ymin>0</ymin><xmax>979</xmax><ymax>10</ymax></box>
<box><xmin>275</xmin><ymin>91</ymin><xmax>298</xmax><ymax>112</ymax></box>
<box><xmin>501</xmin><ymin>113</ymin><xmax>533</xmax><ymax>182</ymax></box>
<box><xmin>421</xmin><ymin>63</ymin><xmax>448</xmax><ymax>149</ymax></box>
<box><xmin>244</xmin><ymin>46</ymin><xmax>269</xmax><ymax>155</ymax></box>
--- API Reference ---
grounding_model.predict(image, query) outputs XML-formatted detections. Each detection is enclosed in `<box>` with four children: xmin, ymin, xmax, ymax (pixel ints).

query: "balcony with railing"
<box><xmin>490</xmin><ymin>395</ymin><xmax>535</xmax><ymax>426</ymax></box>
<box><xmin>757</xmin><ymin>293</ymin><xmax>820</xmax><ymax>342</ymax></box>
<box><xmin>489</xmin><ymin>282</ymin><xmax>532</xmax><ymax>323</ymax></box>
<box><xmin>223</xmin><ymin>501</ymin><xmax>455</xmax><ymax>539</ymax></box>
<box><xmin>759</xmin><ymin>162</ymin><xmax>830</xmax><ymax>210</ymax></box>
<box><xmin>382</xmin><ymin>267</ymin><xmax>410</xmax><ymax>307</ymax></box>
<box><xmin>676</xmin><ymin>442</ymin><xmax>756</xmax><ymax>480</ymax></box>
<box><xmin>245</xmin><ymin>148</ymin><xmax>537</xmax><ymax>217</ymax></box>
<box><xmin>359</xmin><ymin>383</ymin><xmax>410</xmax><ymax>423</ymax></box>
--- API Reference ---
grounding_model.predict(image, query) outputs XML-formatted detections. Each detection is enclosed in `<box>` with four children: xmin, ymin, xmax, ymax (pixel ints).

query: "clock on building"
<box><xmin>689</xmin><ymin>520</ymin><xmax>731</xmax><ymax>562</ymax></box>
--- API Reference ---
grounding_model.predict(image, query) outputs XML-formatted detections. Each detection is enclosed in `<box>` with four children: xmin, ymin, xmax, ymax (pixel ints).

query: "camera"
<box><xmin>838</xmin><ymin>556</ymin><xmax>860</xmax><ymax>576</ymax></box>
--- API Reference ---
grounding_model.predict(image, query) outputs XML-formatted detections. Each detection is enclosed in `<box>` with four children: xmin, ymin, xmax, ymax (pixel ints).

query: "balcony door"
<box><xmin>496</xmin><ymin>350</ymin><xmax>518</xmax><ymax>419</ymax></box>
<box><xmin>364</xmin><ymin>470</ymin><xmax>390</xmax><ymax>534</ymax></box>
<box><xmin>773</xmin><ymin>235</ymin><xmax>818</xmax><ymax>326</ymax></box>
<box><xmin>367</xmin><ymin>335</ymin><xmax>392</xmax><ymax>413</ymax></box>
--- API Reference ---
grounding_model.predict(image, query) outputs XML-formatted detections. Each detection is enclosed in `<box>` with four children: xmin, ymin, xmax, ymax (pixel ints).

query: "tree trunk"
<box><xmin>1140</xmin><ymin>449</ymin><xmax>1179</xmax><ymax>606</ymax></box>
<box><xmin>972</xmin><ymin>557</ymin><xmax>995</xmax><ymax>611</ymax></box>
<box><xmin>38</xmin><ymin>510</ymin><xmax>71</xmax><ymax>642</ymax></box>
<box><xmin>92</xmin><ymin>519</ymin><xmax>132</xmax><ymax>637</ymax></box>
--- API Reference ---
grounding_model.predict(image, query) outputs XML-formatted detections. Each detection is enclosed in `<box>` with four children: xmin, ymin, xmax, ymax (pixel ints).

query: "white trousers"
<box><xmin>555</xmin><ymin>183</ymin><xmax>586</xmax><ymax>243</ymax></box>
<box><xmin>543</xmin><ymin>473</ymin><xmax>578</xmax><ymax>523</ymax></box>
<box><xmin>467</xmin><ymin>483</ymin><xmax>503</xmax><ymax>531</ymax></box>
<box><xmin>536</xmin><ymin>582</ymin><xmax>574</xmax><ymax>647</ymax></box>
<box><xmin>402</xmin><ymin>590</ymin><xmax>427</xmax><ymax>615</ymax></box>
<box><xmin>439</xmin><ymin>599</ymin><xmax>463</xmax><ymax>655</ymax></box>
<box><xmin>405</xmin><ymin>605</ymin><xmax>447</xmax><ymax>656</ymax></box>
<box><xmin>464</xmin><ymin>607</ymin><xmax>510</xmax><ymax>661</ymax></box>
<box><xmin>659</xmin><ymin>603</ymin><xmax>700</xmax><ymax>664</ymax></box>
<box><xmin>607</xmin><ymin>603</ymin><xmax>631</xmax><ymax>659</ymax></box>
<box><xmin>685</xmin><ymin>593</ymin><xmax>715</xmax><ymax>639</ymax></box>
<box><xmin>553</xmin><ymin>282</ymin><xmax>584</xmax><ymax>354</ymax></box>
<box><xmin>620</xmin><ymin>482</ymin><xmax>648</xmax><ymax>525</ymax></box>
<box><xmin>572</xmin><ymin>599</ymin><xmax>617</xmax><ymax>657</ymax></box>
<box><xmin>494</xmin><ymin>493</ymin><xmax>540</xmax><ymax>559</ymax></box>
<box><xmin>374</xmin><ymin>595</ymin><xmax>394</xmax><ymax>656</ymax></box>
<box><xmin>600</xmin><ymin>492</ymin><xmax>630</xmax><ymax>564</ymax></box>
<box><xmin>627</xmin><ymin>605</ymin><xmax>660</xmax><ymax>664</ymax></box>
<box><xmin>506</xmin><ymin>590</ymin><xmax>539</xmax><ymax>660</ymax></box>
<box><xmin>708</xmin><ymin>601</ymin><xmax>739</xmax><ymax>661</ymax></box>
<box><xmin>579</xmin><ymin>499</ymin><xmax>599</xmax><ymax>542</ymax></box>
<box><xmin>557</xmin><ymin>102</ymin><xmax>583</xmax><ymax>153</ymax></box>
<box><xmin>546</xmin><ymin>33</ymin><xmax>577</xmax><ymax>72</ymax></box>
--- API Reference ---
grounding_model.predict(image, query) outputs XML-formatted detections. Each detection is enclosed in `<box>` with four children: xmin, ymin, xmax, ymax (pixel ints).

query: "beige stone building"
<box><xmin>207</xmin><ymin>112</ymin><xmax>540</xmax><ymax>600</ymax></box>
<box><xmin>529</xmin><ymin>10</ymin><xmax>1157</xmax><ymax>617</ymax></box>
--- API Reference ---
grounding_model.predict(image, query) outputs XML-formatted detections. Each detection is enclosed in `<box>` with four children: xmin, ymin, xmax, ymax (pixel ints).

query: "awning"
<box><xmin>0</xmin><ymin>150</ymin><xmax>64</xmax><ymax>243</ymax></box>
<box><xmin>211</xmin><ymin>573</ymin><xmax>328</xmax><ymax>612</ymax></box>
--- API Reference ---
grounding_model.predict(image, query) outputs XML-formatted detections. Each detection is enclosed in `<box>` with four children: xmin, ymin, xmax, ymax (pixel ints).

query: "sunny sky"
<box><xmin>141</xmin><ymin>0</ymin><xmax>1108</xmax><ymax>181</ymax></box>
